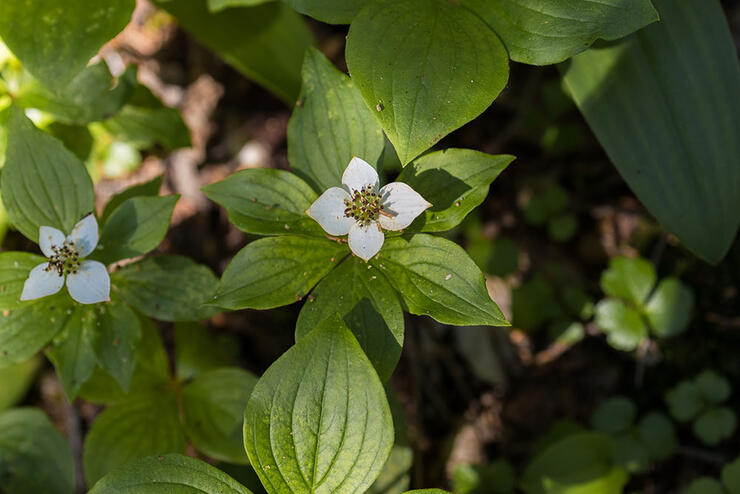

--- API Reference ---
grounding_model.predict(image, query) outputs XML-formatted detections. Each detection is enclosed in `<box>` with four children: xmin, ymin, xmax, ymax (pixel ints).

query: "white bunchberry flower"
<box><xmin>306</xmin><ymin>157</ymin><xmax>431</xmax><ymax>261</ymax></box>
<box><xmin>20</xmin><ymin>214</ymin><xmax>110</xmax><ymax>305</ymax></box>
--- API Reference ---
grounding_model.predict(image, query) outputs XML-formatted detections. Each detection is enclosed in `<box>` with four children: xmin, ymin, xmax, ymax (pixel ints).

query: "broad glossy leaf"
<box><xmin>284</xmin><ymin>0</ymin><xmax>369</xmax><ymax>24</ymax></box>
<box><xmin>645</xmin><ymin>278</ymin><xmax>693</xmax><ymax>338</ymax></box>
<box><xmin>693</xmin><ymin>407</ymin><xmax>737</xmax><ymax>446</ymax></box>
<box><xmin>183</xmin><ymin>368</ymin><xmax>258</xmax><ymax>464</ymax></box>
<box><xmin>203</xmin><ymin>169</ymin><xmax>322</xmax><ymax>236</ymax></box>
<box><xmin>13</xmin><ymin>64</ymin><xmax>136</xmax><ymax>125</ymax></box>
<box><xmin>83</xmin><ymin>393</ymin><xmax>186</xmax><ymax>486</ymax></box>
<box><xmin>371</xmin><ymin>234</ymin><xmax>508</xmax><ymax>326</ymax></box>
<box><xmin>397</xmin><ymin>149</ymin><xmax>514</xmax><ymax>232</ymax></box>
<box><xmin>96</xmin><ymin>195</ymin><xmax>179</xmax><ymax>264</ymax></box>
<box><xmin>287</xmin><ymin>47</ymin><xmax>384</xmax><ymax>191</ymax></box>
<box><xmin>0</xmin><ymin>0</ymin><xmax>135</xmax><ymax>92</ymax></box>
<box><xmin>345</xmin><ymin>0</ymin><xmax>509</xmax><ymax>164</ymax></box>
<box><xmin>101</xmin><ymin>176</ymin><xmax>164</xmax><ymax>224</ymax></box>
<box><xmin>112</xmin><ymin>256</ymin><xmax>219</xmax><ymax>321</ymax></box>
<box><xmin>594</xmin><ymin>299</ymin><xmax>647</xmax><ymax>351</ymax></box>
<box><xmin>213</xmin><ymin>236</ymin><xmax>348</xmax><ymax>310</ymax></box>
<box><xmin>599</xmin><ymin>257</ymin><xmax>655</xmax><ymax>306</ymax></box>
<box><xmin>560</xmin><ymin>0</ymin><xmax>740</xmax><ymax>263</ymax></box>
<box><xmin>154</xmin><ymin>0</ymin><xmax>313</xmax><ymax>104</ymax></box>
<box><xmin>1</xmin><ymin>106</ymin><xmax>94</xmax><ymax>241</ymax></box>
<box><xmin>244</xmin><ymin>316</ymin><xmax>394</xmax><ymax>493</ymax></box>
<box><xmin>0</xmin><ymin>295</ymin><xmax>73</xmax><ymax>369</ymax></box>
<box><xmin>0</xmin><ymin>408</ymin><xmax>74</xmax><ymax>494</ymax></box>
<box><xmin>520</xmin><ymin>432</ymin><xmax>627</xmax><ymax>494</ymax></box>
<box><xmin>0</xmin><ymin>357</ymin><xmax>41</xmax><ymax>411</ymax></box>
<box><xmin>461</xmin><ymin>0</ymin><xmax>658</xmax><ymax>65</ymax></box>
<box><xmin>296</xmin><ymin>256</ymin><xmax>404</xmax><ymax>382</ymax></box>
<box><xmin>0</xmin><ymin>252</ymin><xmax>46</xmax><ymax>310</ymax></box>
<box><xmin>89</xmin><ymin>454</ymin><xmax>253</xmax><ymax>494</ymax></box>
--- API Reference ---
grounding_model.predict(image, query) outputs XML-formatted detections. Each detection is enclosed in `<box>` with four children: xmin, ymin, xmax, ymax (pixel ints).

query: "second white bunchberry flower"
<box><xmin>306</xmin><ymin>157</ymin><xmax>431</xmax><ymax>261</ymax></box>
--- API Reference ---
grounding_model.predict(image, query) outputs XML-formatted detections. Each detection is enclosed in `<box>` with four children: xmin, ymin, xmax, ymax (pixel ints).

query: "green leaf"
<box><xmin>244</xmin><ymin>315</ymin><xmax>394</xmax><ymax>493</ymax></box>
<box><xmin>721</xmin><ymin>457</ymin><xmax>740</xmax><ymax>494</ymax></box>
<box><xmin>612</xmin><ymin>434</ymin><xmax>650</xmax><ymax>474</ymax></box>
<box><xmin>694</xmin><ymin>370</ymin><xmax>731</xmax><ymax>405</ymax></box>
<box><xmin>590</xmin><ymin>396</ymin><xmax>636</xmax><ymax>435</ymax></box>
<box><xmin>523</xmin><ymin>184</ymin><xmax>569</xmax><ymax>227</ymax></box>
<box><xmin>12</xmin><ymin>63</ymin><xmax>136</xmax><ymax>125</ymax></box>
<box><xmin>208</xmin><ymin>0</ymin><xmax>273</xmax><ymax>12</ymax></box>
<box><xmin>367</xmin><ymin>388</ymin><xmax>413</xmax><ymax>494</ymax></box>
<box><xmin>153</xmin><ymin>0</ymin><xmax>313</xmax><ymax>104</ymax></box>
<box><xmin>594</xmin><ymin>298</ymin><xmax>647</xmax><ymax>351</ymax></box>
<box><xmin>520</xmin><ymin>432</ymin><xmax>628</xmax><ymax>494</ymax></box>
<box><xmin>644</xmin><ymin>277</ymin><xmax>693</xmax><ymax>338</ymax></box>
<box><xmin>89</xmin><ymin>454</ymin><xmax>254</xmax><ymax>494</ymax></box>
<box><xmin>345</xmin><ymin>0</ymin><xmax>509</xmax><ymax>164</ymax></box>
<box><xmin>665</xmin><ymin>381</ymin><xmax>704</xmax><ymax>423</ymax></box>
<box><xmin>112</xmin><ymin>256</ymin><xmax>219</xmax><ymax>321</ymax></box>
<box><xmin>91</xmin><ymin>301</ymin><xmax>143</xmax><ymax>391</ymax></box>
<box><xmin>683</xmin><ymin>478</ymin><xmax>725</xmax><ymax>494</ymax></box>
<box><xmin>599</xmin><ymin>256</ymin><xmax>655</xmax><ymax>306</ymax></box>
<box><xmin>96</xmin><ymin>195</ymin><xmax>179</xmax><ymax>264</ymax></box>
<box><xmin>693</xmin><ymin>407</ymin><xmax>736</xmax><ymax>446</ymax></box>
<box><xmin>296</xmin><ymin>256</ymin><xmax>404</xmax><ymax>382</ymax></box>
<box><xmin>202</xmin><ymin>169</ymin><xmax>322</xmax><ymax>236</ymax></box>
<box><xmin>397</xmin><ymin>149</ymin><xmax>514</xmax><ymax>232</ymax></box>
<box><xmin>0</xmin><ymin>0</ymin><xmax>135</xmax><ymax>92</ymax></box>
<box><xmin>461</xmin><ymin>0</ymin><xmax>658</xmax><ymax>65</ymax></box>
<box><xmin>183</xmin><ymin>368</ymin><xmax>258</xmax><ymax>464</ymax></box>
<box><xmin>287</xmin><ymin>47</ymin><xmax>384</xmax><ymax>192</ymax></box>
<box><xmin>284</xmin><ymin>0</ymin><xmax>369</xmax><ymax>24</ymax></box>
<box><xmin>0</xmin><ymin>408</ymin><xmax>74</xmax><ymax>494</ymax></box>
<box><xmin>560</xmin><ymin>0</ymin><xmax>740</xmax><ymax>263</ymax></box>
<box><xmin>371</xmin><ymin>234</ymin><xmax>508</xmax><ymax>327</ymax></box>
<box><xmin>636</xmin><ymin>412</ymin><xmax>677</xmax><ymax>462</ymax></box>
<box><xmin>0</xmin><ymin>252</ymin><xmax>46</xmax><ymax>310</ymax></box>
<box><xmin>548</xmin><ymin>214</ymin><xmax>578</xmax><ymax>243</ymax></box>
<box><xmin>404</xmin><ymin>491</ymin><xmax>453</xmax><ymax>494</ymax></box>
<box><xmin>213</xmin><ymin>235</ymin><xmax>348</xmax><ymax>310</ymax></box>
<box><xmin>175</xmin><ymin>322</ymin><xmax>237</xmax><ymax>380</ymax></box>
<box><xmin>0</xmin><ymin>295</ymin><xmax>74</xmax><ymax>369</ymax></box>
<box><xmin>83</xmin><ymin>392</ymin><xmax>186</xmax><ymax>486</ymax></box>
<box><xmin>452</xmin><ymin>461</ymin><xmax>516</xmax><ymax>494</ymax></box>
<box><xmin>1</xmin><ymin>106</ymin><xmax>94</xmax><ymax>242</ymax></box>
<box><xmin>0</xmin><ymin>357</ymin><xmax>41</xmax><ymax>411</ymax></box>
<box><xmin>101</xmin><ymin>176</ymin><xmax>163</xmax><ymax>224</ymax></box>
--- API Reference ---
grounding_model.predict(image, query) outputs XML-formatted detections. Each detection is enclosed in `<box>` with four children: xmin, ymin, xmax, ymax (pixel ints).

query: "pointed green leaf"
<box><xmin>287</xmin><ymin>47</ymin><xmax>384</xmax><ymax>192</ymax></box>
<box><xmin>296</xmin><ymin>256</ymin><xmax>404</xmax><ymax>382</ymax></box>
<box><xmin>153</xmin><ymin>0</ymin><xmax>313</xmax><ymax>104</ymax></box>
<box><xmin>96</xmin><ymin>195</ymin><xmax>179</xmax><ymax>264</ymax></box>
<box><xmin>0</xmin><ymin>0</ymin><xmax>135</xmax><ymax>92</ymax></box>
<box><xmin>91</xmin><ymin>301</ymin><xmax>143</xmax><ymax>391</ymax></box>
<box><xmin>213</xmin><ymin>236</ymin><xmax>348</xmax><ymax>310</ymax></box>
<box><xmin>1</xmin><ymin>106</ymin><xmax>94</xmax><ymax>242</ymax></box>
<box><xmin>599</xmin><ymin>257</ymin><xmax>655</xmax><ymax>306</ymax></box>
<box><xmin>284</xmin><ymin>0</ymin><xmax>369</xmax><ymax>24</ymax></box>
<box><xmin>100</xmin><ymin>176</ymin><xmax>164</xmax><ymax>224</ymax></box>
<box><xmin>175</xmin><ymin>322</ymin><xmax>237</xmax><ymax>380</ymax></box>
<box><xmin>560</xmin><ymin>0</ymin><xmax>740</xmax><ymax>263</ymax></box>
<box><xmin>0</xmin><ymin>408</ymin><xmax>74</xmax><ymax>494</ymax></box>
<box><xmin>397</xmin><ymin>149</ymin><xmax>514</xmax><ymax>232</ymax></box>
<box><xmin>112</xmin><ymin>256</ymin><xmax>219</xmax><ymax>321</ymax></box>
<box><xmin>645</xmin><ymin>278</ymin><xmax>693</xmax><ymax>338</ymax></box>
<box><xmin>0</xmin><ymin>357</ymin><xmax>41</xmax><ymax>411</ymax></box>
<box><xmin>83</xmin><ymin>393</ymin><xmax>186</xmax><ymax>486</ymax></box>
<box><xmin>594</xmin><ymin>298</ymin><xmax>647</xmax><ymax>351</ymax></box>
<box><xmin>202</xmin><ymin>169</ymin><xmax>322</xmax><ymax>236</ymax></box>
<box><xmin>345</xmin><ymin>0</ymin><xmax>509</xmax><ymax>164</ymax></box>
<box><xmin>371</xmin><ymin>234</ymin><xmax>508</xmax><ymax>326</ymax></box>
<box><xmin>461</xmin><ymin>0</ymin><xmax>658</xmax><ymax>65</ymax></box>
<box><xmin>183</xmin><ymin>368</ymin><xmax>258</xmax><ymax>464</ymax></box>
<box><xmin>244</xmin><ymin>316</ymin><xmax>394</xmax><ymax>493</ymax></box>
<box><xmin>89</xmin><ymin>454</ymin><xmax>253</xmax><ymax>494</ymax></box>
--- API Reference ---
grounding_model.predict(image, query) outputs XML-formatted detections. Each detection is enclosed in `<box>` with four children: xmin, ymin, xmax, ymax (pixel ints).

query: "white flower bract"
<box><xmin>20</xmin><ymin>214</ymin><xmax>111</xmax><ymax>305</ymax></box>
<box><xmin>306</xmin><ymin>157</ymin><xmax>431</xmax><ymax>261</ymax></box>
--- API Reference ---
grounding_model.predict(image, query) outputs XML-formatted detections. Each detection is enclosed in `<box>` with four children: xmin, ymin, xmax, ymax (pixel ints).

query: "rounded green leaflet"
<box><xmin>645</xmin><ymin>278</ymin><xmax>694</xmax><ymax>338</ymax></box>
<box><xmin>244</xmin><ymin>315</ymin><xmax>394</xmax><ymax>493</ymax></box>
<box><xmin>637</xmin><ymin>412</ymin><xmax>678</xmax><ymax>462</ymax></box>
<box><xmin>0</xmin><ymin>408</ymin><xmax>74</xmax><ymax>494</ymax></box>
<box><xmin>590</xmin><ymin>396</ymin><xmax>637</xmax><ymax>435</ymax></box>
<box><xmin>594</xmin><ymin>298</ymin><xmax>647</xmax><ymax>351</ymax></box>
<box><xmin>683</xmin><ymin>477</ymin><xmax>725</xmax><ymax>494</ymax></box>
<box><xmin>722</xmin><ymin>457</ymin><xmax>740</xmax><ymax>494</ymax></box>
<box><xmin>345</xmin><ymin>0</ymin><xmax>509</xmax><ymax>165</ymax></box>
<box><xmin>599</xmin><ymin>256</ymin><xmax>656</xmax><ymax>306</ymax></box>
<box><xmin>665</xmin><ymin>380</ymin><xmax>705</xmax><ymax>422</ymax></box>
<box><xmin>88</xmin><ymin>454</ymin><xmax>253</xmax><ymax>494</ymax></box>
<box><xmin>693</xmin><ymin>407</ymin><xmax>737</xmax><ymax>446</ymax></box>
<box><xmin>694</xmin><ymin>370</ymin><xmax>732</xmax><ymax>404</ymax></box>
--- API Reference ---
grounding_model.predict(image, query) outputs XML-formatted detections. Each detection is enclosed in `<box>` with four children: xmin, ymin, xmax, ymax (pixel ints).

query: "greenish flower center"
<box><xmin>45</xmin><ymin>242</ymin><xmax>81</xmax><ymax>277</ymax></box>
<box><xmin>344</xmin><ymin>186</ymin><xmax>384</xmax><ymax>227</ymax></box>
